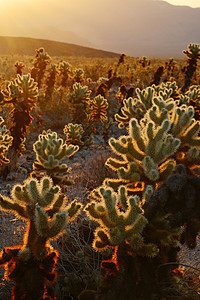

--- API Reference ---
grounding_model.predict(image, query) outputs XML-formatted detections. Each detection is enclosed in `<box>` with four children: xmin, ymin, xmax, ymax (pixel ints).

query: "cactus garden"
<box><xmin>0</xmin><ymin>44</ymin><xmax>200</xmax><ymax>299</ymax></box>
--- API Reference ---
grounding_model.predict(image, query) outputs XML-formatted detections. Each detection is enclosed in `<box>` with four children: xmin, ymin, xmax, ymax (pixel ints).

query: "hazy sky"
<box><xmin>165</xmin><ymin>0</ymin><xmax>200</xmax><ymax>7</ymax></box>
<box><xmin>0</xmin><ymin>0</ymin><xmax>199</xmax><ymax>7</ymax></box>
<box><xmin>0</xmin><ymin>0</ymin><xmax>199</xmax><ymax>56</ymax></box>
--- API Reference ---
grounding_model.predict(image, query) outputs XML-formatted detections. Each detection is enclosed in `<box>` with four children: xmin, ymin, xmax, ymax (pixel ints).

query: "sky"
<box><xmin>164</xmin><ymin>0</ymin><xmax>200</xmax><ymax>7</ymax></box>
<box><xmin>0</xmin><ymin>0</ymin><xmax>199</xmax><ymax>9</ymax></box>
<box><xmin>0</xmin><ymin>0</ymin><xmax>199</xmax><ymax>57</ymax></box>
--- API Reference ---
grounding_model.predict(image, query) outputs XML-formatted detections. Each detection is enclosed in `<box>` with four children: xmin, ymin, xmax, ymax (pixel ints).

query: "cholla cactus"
<box><xmin>44</xmin><ymin>63</ymin><xmax>57</xmax><ymax>101</ymax></box>
<box><xmin>67</xmin><ymin>82</ymin><xmax>91</xmax><ymax>123</ymax></box>
<box><xmin>152</xmin><ymin>81</ymin><xmax>180</xmax><ymax>101</ymax></box>
<box><xmin>138</xmin><ymin>56</ymin><xmax>150</xmax><ymax>68</ymax></box>
<box><xmin>115</xmin><ymin>87</ymin><xmax>155</xmax><ymax>128</ymax></box>
<box><xmin>0</xmin><ymin>176</ymin><xmax>82</xmax><ymax>299</ymax></box>
<box><xmin>58</xmin><ymin>61</ymin><xmax>71</xmax><ymax>88</ymax></box>
<box><xmin>115</xmin><ymin>96</ymin><xmax>146</xmax><ymax>129</ymax></box>
<box><xmin>183</xmin><ymin>43</ymin><xmax>200</xmax><ymax>59</ymax></box>
<box><xmin>33</xmin><ymin>130</ymin><xmax>79</xmax><ymax>185</ymax></box>
<box><xmin>181</xmin><ymin>43</ymin><xmax>200</xmax><ymax>92</ymax></box>
<box><xmin>87</xmin><ymin>95</ymin><xmax>109</xmax><ymax>123</ymax></box>
<box><xmin>185</xmin><ymin>86</ymin><xmax>200</xmax><ymax>120</ymax></box>
<box><xmin>2</xmin><ymin>73</ymin><xmax>38</xmax><ymax>152</ymax></box>
<box><xmin>150</xmin><ymin>66</ymin><xmax>164</xmax><ymax>86</ymax></box>
<box><xmin>0</xmin><ymin>117</ymin><xmax>13</xmax><ymax>169</ymax></box>
<box><xmin>14</xmin><ymin>61</ymin><xmax>25</xmax><ymax>76</ymax></box>
<box><xmin>3</xmin><ymin>73</ymin><xmax>38</xmax><ymax>107</ymax></box>
<box><xmin>82</xmin><ymin>186</ymin><xmax>159</xmax><ymax>299</ymax></box>
<box><xmin>30</xmin><ymin>47</ymin><xmax>51</xmax><ymax>88</ymax></box>
<box><xmin>115</xmin><ymin>82</ymin><xmax>195</xmax><ymax>129</ymax></box>
<box><xmin>106</xmin><ymin>95</ymin><xmax>200</xmax><ymax>198</ymax></box>
<box><xmin>64</xmin><ymin>123</ymin><xmax>84</xmax><ymax>146</ymax></box>
<box><xmin>165</xmin><ymin>58</ymin><xmax>176</xmax><ymax>78</ymax></box>
<box><xmin>72</xmin><ymin>68</ymin><xmax>84</xmax><ymax>84</ymax></box>
<box><xmin>106</xmin><ymin>118</ymin><xmax>180</xmax><ymax>194</ymax></box>
<box><xmin>85</xmin><ymin>186</ymin><xmax>157</xmax><ymax>255</ymax></box>
<box><xmin>186</xmin><ymin>85</ymin><xmax>200</xmax><ymax>101</ymax></box>
<box><xmin>117</xmin><ymin>84</ymin><xmax>135</xmax><ymax>106</ymax></box>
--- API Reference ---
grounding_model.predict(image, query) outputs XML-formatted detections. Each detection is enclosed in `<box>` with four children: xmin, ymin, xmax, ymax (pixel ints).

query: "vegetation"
<box><xmin>0</xmin><ymin>43</ymin><xmax>200</xmax><ymax>299</ymax></box>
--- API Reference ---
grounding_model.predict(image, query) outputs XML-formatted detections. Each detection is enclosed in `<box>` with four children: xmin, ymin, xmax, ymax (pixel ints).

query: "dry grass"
<box><xmin>73</xmin><ymin>148</ymin><xmax>117</xmax><ymax>192</ymax></box>
<box><xmin>0</xmin><ymin>211</ymin><xmax>26</xmax><ymax>299</ymax></box>
<box><xmin>53</xmin><ymin>214</ymin><xmax>106</xmax><ymax>299</ymax></box>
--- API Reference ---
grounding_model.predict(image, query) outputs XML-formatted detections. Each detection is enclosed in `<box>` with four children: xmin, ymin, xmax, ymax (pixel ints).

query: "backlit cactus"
<box><xmin>115</xmin><ymin>83</ymin><xmax>181</xmax><ymax>129</ymax></box>
<box><xmin>64</xmin><ymin>123</ymin><xmax>84</xmax><ymax>146</ymax></box>
<box><xmin>58</xmin><ymin>61</ymin><xmax>71</xmax><ymax>88</ymax></box>
<box><xmin>138</xmin><ymin>56</ymin><xmax>150</xmax><ymax>68</ymax></box>
<box><xmin>14</xmin><ymin>61</ymin><xmax>25</xmax><ymax>76</ymax></box>
<box><xmin>81</xmin><ymin>186</ymin><xmax>159</xmax><ymax>299</ymax></box>
<box><xmin>150</xmin><ymin>65</ymin><xmax>164</xmax><ymax>85</ymax></box>
<box><xmin>2</xmin><ymin>73</ymin><xmax>38</xmax><ymax>153</ymax></box>
<box><xmin>0</xmin><ymin>176</ymin><xmax>82</xmax><ymax>299</ymax></box>
<box><xmin>181</xmin><ymin>43</ymin><xmax>200</xmax><ymax>92</ymax></box>
<box><xmin>106</xmin><ymin>118</ymin><xmax>180</xmax><ymax>194</ymax></box>
<box><xmin>0</xmin><ymin>117</ymin><xmax>13</xmax><ymax>169</ymax></box>
<box><xmin>87</xmin><ymin>94</ymin><xmax>108</xmax><ymax>123</ymax></box>
<box><xmin>33</xmin><ymin>130</ymin><xmax>79</xmax><ymax>184</ymax></box>
<box><xmin>85</xmin><ymin>185</ymin><xmax>157</xmax><ymax>256</ymax></box>
<box><xmin>67</xmin><ymin>82</ymin><xmax>91</xmax><ymax>123</ymax></box>
<box><xmin>44</xmin><ymin>63</ymin><xmax>57</xmax><ymax>101</ymax></box>
<box><xmin>115</xmin><ymin>86</ymin><xmax>155</xmax><ymax>128</ymax></box>
<box><xmin>72</xmin><ymin>68</ymin><xmax>84</xmax><ymax>84</ymax></box>
<box><xmin>30</xmin><ymin>47</ymin><xmax>51</xmax><ymax>88</ymax></box>
<box><xmin>106</xmin><ymin>94</ymin><xmax>200</xmax><ymax>199</ymax></box>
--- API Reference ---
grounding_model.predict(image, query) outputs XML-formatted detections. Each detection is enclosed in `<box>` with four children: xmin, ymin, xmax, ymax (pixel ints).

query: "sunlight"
<box><xmin>165</xmin><ymin>0</ymin><xmax>200</xmax><ymax>8</ymax></box>
<box><xmin>0</xmin><ymin>0</ymin><xmax>15</xmax><ymax>4</ymax></box>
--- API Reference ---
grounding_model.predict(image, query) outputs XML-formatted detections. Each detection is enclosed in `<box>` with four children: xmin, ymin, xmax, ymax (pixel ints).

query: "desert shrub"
<box><xmin>54</xmin><ymin>215</ymin><xmax>104</xmax><ymax>299</ymax></box>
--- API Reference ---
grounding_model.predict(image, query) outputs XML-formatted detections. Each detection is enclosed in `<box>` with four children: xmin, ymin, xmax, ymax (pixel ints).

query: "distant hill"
<box><xmin>57</xmin><ymin>0</ymin><xmax>200</xmax><ymax>58</ymax></box>
<box><xmin>0</xmin><ymin>36</ymin><xmax>119</xmax><ymax>58</ymax></box>
<box><xmin>0</xmin><ymin>26</ymin><xmax>95</xmax><ymax>49</ymax></box>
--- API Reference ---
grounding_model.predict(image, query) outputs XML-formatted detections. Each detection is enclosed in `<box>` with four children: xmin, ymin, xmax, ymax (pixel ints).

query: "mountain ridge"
<box><xmin>0</xmin><ymin>36</ymin><xmax>119</xmax><ymax>58</ymax></box>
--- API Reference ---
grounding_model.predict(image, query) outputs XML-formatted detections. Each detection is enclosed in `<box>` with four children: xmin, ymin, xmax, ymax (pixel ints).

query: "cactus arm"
<box><xmin>0</xmin><ymin>195</ymin><xmax>27</xmax><ymax>218</ymax></box>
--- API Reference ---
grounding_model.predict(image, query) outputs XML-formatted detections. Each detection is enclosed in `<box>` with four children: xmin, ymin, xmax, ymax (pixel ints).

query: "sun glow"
<box><xmin>165</xmin><ymin>0</ymin><xmax>200</xmax><ymax>7</ymax></box>
<box><xmin>0</xmin><ymin>0</ymin><xmax>17</xmax><ymax>4</ymax></box>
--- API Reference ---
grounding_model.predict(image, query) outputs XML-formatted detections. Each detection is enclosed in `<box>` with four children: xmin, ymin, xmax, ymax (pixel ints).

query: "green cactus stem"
<box><xmin>33</xmin><ymin>130</ymin><xmax>79</xmax><ymax>185</ymax></box>
<box><xmin>115</xmin><ymin>86</ymin><xmax>155</xmax><ymax>128</ymax></box>
<box><xmin>108</xmin><ymin>92</ymin><xmax>200</xmax><ymax>196</ymax></box>
<box><xmin>0</xmin><ymin>176</ymin><xmax>82</xmax><ymax>300</ymax></box>
<box><xmin>85</xmin><ymin>186</ymin><xmax>156</xmax><ymax>254</ymax></box>
<box><xmin>67</xmin><ymin>82</ymin><xmax>91</xmax><ymax>123</ymax></box>
<box><xmin>81</xmin><ymin>186</ymin><xmax>159</xmax><ymax>300</ymax></box>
